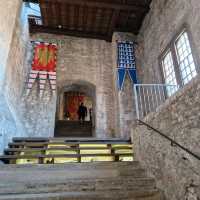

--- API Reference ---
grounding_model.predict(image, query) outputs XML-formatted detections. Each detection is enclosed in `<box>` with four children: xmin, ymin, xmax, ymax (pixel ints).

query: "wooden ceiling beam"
<box><xmin>107</xmin><ymin>9</ymin><xmax>120</xmax><ymax>37</ymax></box>
<box><xmin>82</xmin><ymin>6</ymin><xmax>88</xmax><ymax>32</ymax></box>
<box><xmin>42</xmin><ymin>0</ymin><xmax>149</xmax><ymax>12</ymax></box>
<box><xmin>23</xmin><ymin>0</ymin><xmax>39</xmax><ymax>3</ymax></box>
<box><xmin>29</xmin><ymin>24</ymin><xmax>110</xmax><ymax>41</ymax></box>
<box><xmin>93</xmin><ymin>8</ymin><xmax>103</xmax><ymax>34</ymax></box>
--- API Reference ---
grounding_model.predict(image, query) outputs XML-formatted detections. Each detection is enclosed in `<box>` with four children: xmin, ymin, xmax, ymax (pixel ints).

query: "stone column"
<box><xmin>0</xmin><ymin>0</ymin><xmax>22</xmax><ymax>152</ymax></box>
<box><xmin>112</xmin><ymin>32</ymin><xmax>137</xmax><ymax>139</ymax></box>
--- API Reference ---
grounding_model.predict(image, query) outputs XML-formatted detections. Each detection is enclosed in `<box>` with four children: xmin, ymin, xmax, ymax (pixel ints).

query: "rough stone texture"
<box><xmin>28</xmin><ymin>34</ymin><xmax>117</xmax><ymax>138</ymax></box>
<box><xmin>0</xmin><ymin>0</ymin><xmax>21</xmax><ymax>89</ymax></box>
<box><xmin>137</xmin><ymin>0</ymin><xmax>200</xmax><ymax>84</ymax></box>
<box><xmin>0</xmin><ymin>97</ymin><xmax>17</xmax><ymax>154</ymax></box>
<box><xmin>132</xmin><ymin>1</ymin><xmax>200</xmax><ymax>197</ymax></box>
<box><xmin>0</xmin><ymin>162</ymin><xmax>163</xmax><ymax>200</ymax></box>
<box><xmin>132</xmin><ymin>75</ymin><xmax>200</xmax><ymax>200</ymax></box>
<box><xmin>112</xmin><ymin>32</ymin><xmax>137</xmax><ymax>138</ymax></box>
<box><xmin>4</xmin><ymin>3</ymin><xmax>30</xmax><ymax>134</ymax></box>
<box><xmin>0</xmin><ymin>0</ymin><xmax>27</xmax><ymax>153</ymax></box>
<box><xmin>20</xmin><ymin>83</ymin><xmax>57</xmax><ymax>137</ymax></box>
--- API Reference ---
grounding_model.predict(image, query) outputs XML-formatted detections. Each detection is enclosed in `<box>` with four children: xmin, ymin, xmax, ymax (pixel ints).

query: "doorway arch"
<box><xmin>55</xmin><ymin>80</ymin><xmax>96</xmax><ymax>137</ymax></box>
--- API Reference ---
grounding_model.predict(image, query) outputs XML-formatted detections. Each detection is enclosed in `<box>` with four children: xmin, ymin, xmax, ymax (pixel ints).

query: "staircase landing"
<box><xmin>54</xmin><ymin>120</ymin><xmax>93</xmax><ymax>137</ymax></box>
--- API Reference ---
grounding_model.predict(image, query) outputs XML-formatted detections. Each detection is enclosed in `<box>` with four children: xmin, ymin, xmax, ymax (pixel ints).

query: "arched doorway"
<box><xmin>55</xmin><ymin>81</ymin><xmax>96</xmax><ymax>137</ymax></box>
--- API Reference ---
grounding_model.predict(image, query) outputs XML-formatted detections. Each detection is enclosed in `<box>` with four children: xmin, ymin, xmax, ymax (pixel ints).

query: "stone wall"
<box><xmin>0</xmin><ymin>0</ymin><xmax>22</xmax><ymax>89</ymax></box>
<box><xmin>132</xmin><ymin>75</ymin><xmax>200</xmax><ymax>200</ymax></box>
<box><xmin>132</xmin><ymin>0</ymin><xmax>200</xmax><ymax>199</ymax></box>
<box><xmin>112</xmin><ymin>32</ymin><xmax>137</xmax><ymax>138</ymax></box>
<box><xmin>4</xmin><ymin>1</ymin><xmax>31</xmax><ymax>136</ymax></box>
<box><xmin>0</xmin><ymin>0</ymin><xmax>28</xmax><ymax>152</ymax></box>
<box><xmin>26</xmin><ymin>34</ymin><xmax>116</xmax><ymax>138</ymax></box>
<box><xmin>137</xmin><ymin>0</ymin><xmax>200</xmax><ymax>84</ymax></box>
<box><xmin>22</xmin><ymin>32</ymin><xmax>138</xmax><ymax>138</ymax></box>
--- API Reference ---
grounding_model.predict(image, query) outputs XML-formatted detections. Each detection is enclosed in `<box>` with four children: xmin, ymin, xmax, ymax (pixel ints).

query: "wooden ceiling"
<box><xmin>25</xmin><ymin>0</ymin><xmax>152</xmax><ymax>41</ymax></box>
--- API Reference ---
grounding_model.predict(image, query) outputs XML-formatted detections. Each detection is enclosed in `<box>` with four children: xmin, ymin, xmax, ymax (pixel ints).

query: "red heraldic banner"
<box><xmin>26</xmin><ymin>42</ymin><xmax>57</xmax><ymax>97</ymax></box>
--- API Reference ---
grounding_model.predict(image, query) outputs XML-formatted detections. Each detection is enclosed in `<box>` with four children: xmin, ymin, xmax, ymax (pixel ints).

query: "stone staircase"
<box><xmin>0</xmin><ymin>137</ymin><xmax>133</xmax><ymax>164</ymax></box>
<box><xmin>54</xmin><ymin>120</ymin><xmax>93</xmax><ymax>137</ymax></box>
<box><xmin>0</xmin><ymin>138</ymin><xmax>164</xmax><ymax>200</ymax></box>
<box><xmin>0</xmin><ymin>162</ymin><xmax>163</xmax><ymax>200</ymax></box>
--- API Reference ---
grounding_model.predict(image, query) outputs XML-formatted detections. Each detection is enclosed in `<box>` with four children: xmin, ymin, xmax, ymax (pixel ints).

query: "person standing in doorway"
<box><xmin>89</xmin><ymin>108</ymin><xmax>92</xmax><ymax>122</ymax></box>
<box><xmin>78</xmin><ymin>102</ymin><xmax>87</xmax><ymax>123</ymax></box>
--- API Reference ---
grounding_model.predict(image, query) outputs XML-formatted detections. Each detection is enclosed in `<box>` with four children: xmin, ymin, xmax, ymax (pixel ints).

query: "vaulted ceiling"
<box><xmin>25</xmin><ymin>0</ymin><xmax>152</xmax><ymax>41</ymax></box>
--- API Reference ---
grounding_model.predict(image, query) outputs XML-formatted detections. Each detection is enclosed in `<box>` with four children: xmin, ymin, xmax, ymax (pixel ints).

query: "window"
<box><xmin>20</xmin><ymin>2</ymin><xmax>41</xmax><ymax>25</ymax></box>
<box><xmin>162</xmin><ymin>51</ymin><xmax>178</xmax><ymax>96</ymax></box>
<box><xmin>160</xmin><ymin>29</ymin><xmax>198</xmax><ymax>96</ymax></box>
<box><xmin>175</xmin><ymin>31</ymin><xmax>197</xmax><ymax>85</ymax></box>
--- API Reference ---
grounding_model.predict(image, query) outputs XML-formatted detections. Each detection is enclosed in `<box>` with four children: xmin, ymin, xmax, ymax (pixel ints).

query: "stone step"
<box><xmin>0</xmin><ymin>190</ymin><xmax>163</xmax><ymax>200</ymax></box>
<box><xmin>9</xmin><ymin>140</ymin><xmax>131</xmax><ymax>147</ymax></box>
<box><xmin>0</xmin><ymin>177</ymin><xmax>156</xmax><ymax>195</ymax></box>
<box><xmin>4</xmin><ymin>145</ymin><xmax>132</xmax><ymax>154</ymax></box>
<box><xmin>0</xmin><ymin>161</ymin><xmax>140</xmax><ymax>170</ymax></box>
<box><xmin>0</xmin><ymin>166</ymin><xmax>146</xmax><ymax>183</ymax></box>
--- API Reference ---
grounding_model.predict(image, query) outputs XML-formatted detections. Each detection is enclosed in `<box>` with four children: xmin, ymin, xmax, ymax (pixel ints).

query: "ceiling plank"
<box><xmin>82</xmin><ymin>6</ymin><xmax>89</xmax><ymax>32</ymax></box>
<box><xmin>93</xmin><ymin>8</ymin><xmax>103</xmax><ymax>34</ymax></box>
<box><xmin>29</xmin><ymin>24</ymin><xmax>110</xmax><ymax>41</ymax></box>
<box><xmin>42</xmin><ymin>0</ymin><xmax>149</xmax><ymax>12</ymax></box>
<box><xmin>39</xmin><ymin>0</ymin><xmax>49</xmax><ymax>26</ymax></box>
<box><xmin>107</xmin><ymin>9</ymin><xmax>120</xmax><ymax>37</ymax></box>
<box><xmin>29</xmin><ymin>0</ymin><xmax>152</xmax><ymax>41</ymax></box>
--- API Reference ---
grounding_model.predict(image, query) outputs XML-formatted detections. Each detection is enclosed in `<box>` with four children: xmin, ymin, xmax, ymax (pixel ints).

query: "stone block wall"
<box><xmin>132</xmin><ymin>75</ymin><xmax>200</xmax><ymax>200</ymax></box>
<box><xmin>112</xmin><ymin>32</ymin><xmax>137</xmax><ymax>138</ymax></box>
<box><xmin>21</xmin><ymin>32</ymin><xmax>138</xmax><ymax>139</ymax></box>
<box><xmin>0</xmin><ymin>0</ymin><xmax>22</xmax><ymax>89</ymax></box>
<box><xmin>137</xmin><ymin>0</ymin><xmax>200</xmax><ymax>84</ymax></box>
<box><xmin>0</xmin><ymin>0</ymin><xmax>29</xmax><ymax>152</ymax></box>
<box><xmin>26</xmin><ymin>34</ymin><xmax>116</xmax><ymax>138</ymax></box>
<box><xmin>132</xmin><ymin>0</ymin><xmax>200</xmax><ymax>198</ymax></box>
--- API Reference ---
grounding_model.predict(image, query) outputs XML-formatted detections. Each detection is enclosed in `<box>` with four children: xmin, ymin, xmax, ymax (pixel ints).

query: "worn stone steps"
<box><xmin>12</xmin><ymin>137</ymin><xmax>131</xmax><ymax>142</ymax></box>
<box><xmin>0</xmin><ymin>138</ymin><xmax>163</xmax><ymax>200</ymax></box>
<box><xmin>0</xmin><ymin>177</ymin><xmax>156</xmax><ymax>195</ymax></box>
<box><xmin>0</xmin><ymin>190</ymin><xmax>163</xmax><ymax>200</ymax></box>
<box><xmin>2</xmin><ymin>138</ymin><xmax>133</xmax><ymax>164</ymax></box>
<box><xmin>0</xmin><ymin>160</ymin><xmax>139</xmax><ymax>170</ymax></box>
<box><xmin>0</xmin><ymin>163</ymin><xmax>146</xmax><ymax>183</ymax></box>
<box><xmin>0</xmin><ymin>162</ymin><xmax>160</xmax><ymax>198</ymax></box>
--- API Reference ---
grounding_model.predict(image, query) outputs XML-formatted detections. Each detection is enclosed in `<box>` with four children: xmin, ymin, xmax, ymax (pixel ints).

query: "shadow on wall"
<box><xmin>0</xmin><ymin>95</ymin><xmax>17</xmax><ymax>154</ymax></box>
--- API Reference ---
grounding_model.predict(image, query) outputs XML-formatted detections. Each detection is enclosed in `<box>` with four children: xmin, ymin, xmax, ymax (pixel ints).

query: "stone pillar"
<box><xmin>0</xmin><ymin>0</ymin><xmax>22</xmax><ymax>90</ymax></box>
<box><xmin>59</xmin><ymin>92</ymin><xmax>64</xmax><ymax>120</ymax></box>
<box><xmin>112</xmin><ymin>32</ymin><xmax>137</xmax><ymax>139</ymax></box>
<box><xmin>0</xmin><ymin>0</ymin><xmax>22</xmax><ymax>152</ymax></box>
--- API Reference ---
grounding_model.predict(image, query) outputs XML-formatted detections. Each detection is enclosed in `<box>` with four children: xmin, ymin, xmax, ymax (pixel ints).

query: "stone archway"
<box><xmin>55</xmin><ymin>80</ymin><xmax>96</xmax><ymax>137</ymax></box>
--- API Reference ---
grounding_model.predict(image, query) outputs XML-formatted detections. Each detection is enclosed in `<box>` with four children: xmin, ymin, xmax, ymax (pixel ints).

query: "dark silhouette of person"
<box><xmin>89</xmin><ymin>108</ymin><xmax>92</xmax><ymax>122</ymax></box>
<box><xmin>78</xmin><ymin>103</ymin><xmax>87</xmax><ymax>122</ymax></box>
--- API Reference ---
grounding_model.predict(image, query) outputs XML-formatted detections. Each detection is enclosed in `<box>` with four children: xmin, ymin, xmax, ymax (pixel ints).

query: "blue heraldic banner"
<box><xmin>117</xmin><ymin>41</ymin><xmax>138</xmax><ymax>90</ymax></box>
